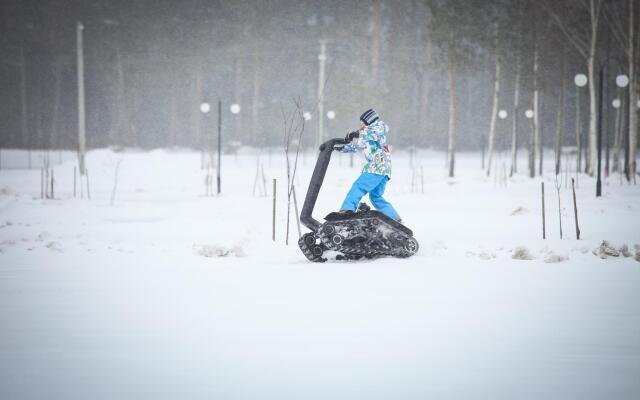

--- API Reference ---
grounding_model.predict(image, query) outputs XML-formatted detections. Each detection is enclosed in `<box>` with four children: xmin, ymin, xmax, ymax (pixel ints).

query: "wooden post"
<box><xmin>272</xmin><ymin>178</ymin><xmax>276</xmax><ymax>241</ymax></box>
<box><xmin>541</xmin><ymin>181</ymin><xmax>546</xmax><ymax>239</ymax></box>
<box><xmin>572</xmin><ymin>178</ymin><xmax>580</xmax><ymax>240</ymax></box>
<box><xmin>86</xmin><ymin>169</ymin><xmax>91</xmax><ymax>200</ymax></box>
<box><xmin>50</xmin><ymin>169</ymin><xmax>54</xmax><ymax>199</ymax></box>
<box><xmin>40</xmin><ymin>168</ymin><xmax>44</xmax><ymax>199</ymax></box>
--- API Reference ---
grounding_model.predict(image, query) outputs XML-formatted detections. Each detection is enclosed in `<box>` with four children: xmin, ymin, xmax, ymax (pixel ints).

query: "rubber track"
<box><xmin>320</xmin><ymin>217</ymin><xmax>418</xmax><ymax>259</ymax></box>
<box><xmin>298</xmin><ymin>233</ymin><xmax>326</xmax><ymax>262</ymax></box>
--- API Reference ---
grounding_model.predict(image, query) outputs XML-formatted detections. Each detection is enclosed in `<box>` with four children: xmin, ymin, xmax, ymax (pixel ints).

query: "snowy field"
<box><xmin>1</xmin><ymin>147</ymin><xmax>639</xmax><ymax>399</ymax></box>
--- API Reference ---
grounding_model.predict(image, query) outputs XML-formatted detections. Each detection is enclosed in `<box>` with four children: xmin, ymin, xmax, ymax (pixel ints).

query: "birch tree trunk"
<box><xmin>234</xmin><ymin>56</ymin><xmax>243</xmax><ymax>140</ymax></box>
<box><xmin>486</xmin><ymin>53</ymin><xmax>500</xmax><ymax>177</ymax></box>
<box><xmin>545</xmin><ymin>0</ymin><xmax>601</xmax><ymax>175</ymax></box>
<box><xmin>555</xmin><ymin>48</ymin><xmax>566</xmax><ymax>175</ymax></box>
<box><xmin>628</xmin><ymin>0</ymin><xmax>637</xmax><ymax>180</ymax></box>
<box><xmin>371</xmin><ymin>0</ymin><xmax>382</xmax><ymax>82</ymax></box>
<box><xmin>419</xmin><ymin>73</ymin><xmax>430</xmax><ymax>141</ymax></box>
<box><xmin>419</xmin><ymin>38</ymin><xmax>431</xmax><ymax>144</ymax></box>
<box><xmin>252</xmin><ymin>56</ymin><xmax>261</xmax><ymax>148</ymax></box>
<box><xmin>510</xmin><ymin>55</ymin><xmax>520</xmax><ymax>176</ymax></box>
<box><xmin>587</xmin><ymin>0</ymin><xmax>600</xmax><ymax>176</ymax></box>
<box><xmin>19</xmin><ymin>45</ymin><xmax>29</xmax><ymax>154</ymax></box>
<box><xmin>587</xmin><ymin>55</ymin><xmax>597</xmax><ymax>175</ymax></box>
<box><xmin>539</xmin><ymin>90</ymin><xmax>544</xmax><ymax>175</ymax></box>
<box><xmin>447</xmin><ymin>41</ymin><xmax>457</xmax><ymax>178</ymax></box>
<box><xmin>50</xmin><ymin>59</ymin><xmax>62</xmax><ymax>150</ymax></box>
<box><xmin>612</xmin><ymin>88</ymin><xmax>623</xmax><ymax>172</ymax></box>
<box><xmin>112</xmin><ymin>48</ymin><xmax>129</xmax><ymax>147</ymax></box>
<box><xmin>168</xmin><ymin>78</ymin><xmax>178</xmax><ymax>146</ymax></box>
<box><xmin>529</xmin><ymin>94</ymin><xmax>535</xmax><ymax>178</ymax></box>
<box><xmin>576</xmin><ymin>86</ymin><xmax>582</xmax><ymax>173</ymax></box>
<box><xmin>76</xmin><ymin>22</ymin><xmax>86</xmax><ymax>175</ymax></box>
<box><xmin>191</xmin><ymin>66</ymin><xmax>203</xmax><ymax>152</ymax></box>
<box><xmin>533</xmin><ymin>46</ymin><xmax>540</xmax><ymax>177</ymax></box>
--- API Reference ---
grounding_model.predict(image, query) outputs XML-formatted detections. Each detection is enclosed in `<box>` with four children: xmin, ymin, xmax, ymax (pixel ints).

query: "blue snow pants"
<box><xmin>340</xmin><ymin>173</ymin><xmax>400</xmax><ymax>220</ymax></box>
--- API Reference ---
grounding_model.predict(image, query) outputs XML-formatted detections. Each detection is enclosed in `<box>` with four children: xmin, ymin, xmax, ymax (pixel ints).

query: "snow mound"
<box><xmin>512</xmin><ymin>246</ymin><xmax>534</xmax><ymax>260</ymax></box>
<box><xmin>544</xmin><ymin>252</ymin><xmax>568</xmax><ymax>263</ymax></box>
<box><xmin>619</xmin><ymin>244</ymin><xmax>632</xmax><ymax>257</ymax></box>
<box><xmin>592</xmin><ymin>240</ymin><xmax>621</xmax><ymax>259</ymax></box>
<box><xmin>194</xmin><ymin>244</ymin><xmax>245</xmax><ymax>258</ymax></box>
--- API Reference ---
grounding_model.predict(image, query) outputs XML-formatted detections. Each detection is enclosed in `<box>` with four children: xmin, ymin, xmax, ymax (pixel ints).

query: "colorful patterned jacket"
<box><xmin>340</xmin><ymin>120</ymin><xmax>392</xmax><ymax>178</ymax></box>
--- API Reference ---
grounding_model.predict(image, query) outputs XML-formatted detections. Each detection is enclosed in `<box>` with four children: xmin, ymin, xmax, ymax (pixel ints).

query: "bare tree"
<box><xmin>427</xmin><ymin>0</ymin><xmax>488</xmax><ymax>178</ymax></box>
<box><xmin>19</xmin><ymin>45</ymin><xmax>30</xmax><ymax>168</ymax></box>
<box><xmin>510</xmin><ymin>44</ymin><xmax>521</xmax><ymax>177</ymax></box>
<box><xmin>532</xmin><ymin>41</ymin><xmax>540</xmax><ymax>178</ymax></box>
<box><xmin>604</xmin><ymin>0</ymin><xmax>638</xmax><ymax>181</ymax></box>
<box><xmin>612</xmin><ymin>87</ymin><xmax>625</xmax><ymax>172</ymax></box>
<box><xmin>539</xmin><ymin>90</ymin><xmax>545</xmax><ymax>176</ymax></box>
<box><xmin>486</xmin><ymin>27</ymin><xmax>501</xmax><ymax>177</ymax></box>
<box><xmin>555</xmin><ymin>46</ymin><xmax>566</xmax><ymax>176</ymax></box>
<box><xmin>110</xmin><ymin>48</ymin><xmax>129</xmax><ymax>147</ymax></box>
<box><xmin>447</xmin><ymin>33</ymin><xmax>457</xmax><ymax>178</ymax></box>
<box><xmin>544</xmin><ymin>0</ymin><xmax>603</xmax><ymax>176</ymax></box>
<box><xmin>281</xmin><ymin>99</ymin><xmax>306</xmax><ymax>245</ymax></box>
<box><xmin>575</xmin><ymin>77</ymin><xmax>584</xmax><ymax>174</ymax></box>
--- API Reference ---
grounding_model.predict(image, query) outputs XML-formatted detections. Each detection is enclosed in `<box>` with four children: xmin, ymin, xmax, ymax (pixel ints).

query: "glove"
<box><xmin>345</xmin><ymin>131</ymin><xmax>360</xmax><ymax>142</ymax></box>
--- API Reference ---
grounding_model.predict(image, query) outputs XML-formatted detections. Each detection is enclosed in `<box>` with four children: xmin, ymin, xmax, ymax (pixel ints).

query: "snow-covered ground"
<box><xmin>1</xmin><ymin>147</ymin><xmax>639</xmax><ymax>399</ymax></box>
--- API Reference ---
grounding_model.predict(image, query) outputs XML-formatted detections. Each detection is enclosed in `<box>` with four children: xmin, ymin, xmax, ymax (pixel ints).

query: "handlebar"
<box><xmin>319</xmin><ymin>138</ymin><xmax>348</xmax><ymax>152</ymax></box>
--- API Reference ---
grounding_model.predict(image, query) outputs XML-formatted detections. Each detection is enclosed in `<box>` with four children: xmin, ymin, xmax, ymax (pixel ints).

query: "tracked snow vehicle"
<box><xmin>298</xmin><ymin>138</ymin><xmax>419</xmax><ymax>262</ymax></box>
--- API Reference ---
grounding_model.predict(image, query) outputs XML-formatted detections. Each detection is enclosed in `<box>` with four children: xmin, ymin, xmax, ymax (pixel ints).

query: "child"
<box><xmin>338</xmin><ymin>109</ymin><xmax>402</xmax><ymax>223</ymax></box>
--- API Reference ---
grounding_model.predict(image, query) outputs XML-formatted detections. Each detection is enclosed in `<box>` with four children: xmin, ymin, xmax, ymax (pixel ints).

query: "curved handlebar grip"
<box><xmin>319</xmin><ymin>138</ymin><xmax>348</xmax><ymax>152</ymax></box>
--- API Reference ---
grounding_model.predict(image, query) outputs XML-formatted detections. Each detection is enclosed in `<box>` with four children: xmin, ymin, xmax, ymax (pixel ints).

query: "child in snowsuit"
<box><xmin>339</xmin><ymin>109</ymin><xmax>401</xmax><ymax>222</ymax></box>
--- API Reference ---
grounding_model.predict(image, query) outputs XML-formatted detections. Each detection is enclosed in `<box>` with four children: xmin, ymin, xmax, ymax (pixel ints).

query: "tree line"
<box><xmin>0</xmin><ymin>0</ymin><xmax>637</xmax><ymax>178</ymax></box>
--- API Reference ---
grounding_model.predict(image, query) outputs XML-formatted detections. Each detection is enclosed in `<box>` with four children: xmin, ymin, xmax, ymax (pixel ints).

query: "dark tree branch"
<box><xmin>542</xmin><ymin>1</ymin><xmax>590</xmax><ymax>58</ymax></box>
